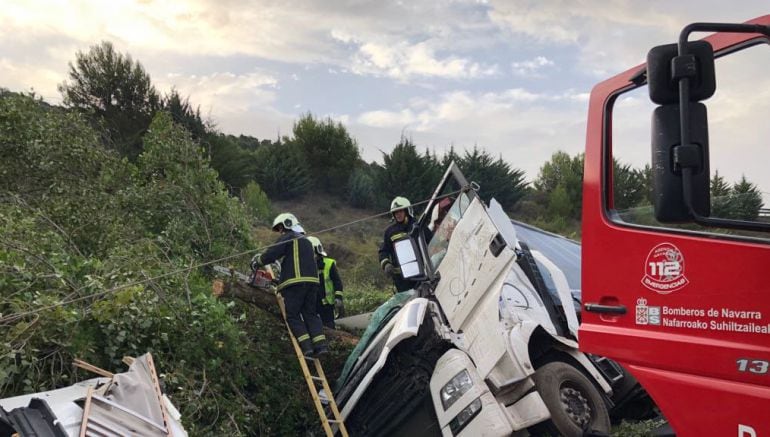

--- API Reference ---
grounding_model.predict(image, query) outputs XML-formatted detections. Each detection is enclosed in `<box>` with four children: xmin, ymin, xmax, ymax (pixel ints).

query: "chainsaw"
<box><xmin>212</xmin><ymin>264</ymin><xmax>277</xmax><ymax>289</ymax></box>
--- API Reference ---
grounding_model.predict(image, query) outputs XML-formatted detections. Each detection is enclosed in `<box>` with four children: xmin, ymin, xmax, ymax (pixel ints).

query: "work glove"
<box><xmin>334</xmin><ymin>298</ymin><xmax>345</xmax><ymax>318</ymax></box>
<box><xmin>383</xmin><ymin>262</ymin><xmax>394</xmax><ymax>278</ymax></box>
<box><xmin>250</xmin><ymin>254</ymin><xmax>261</xmax><ymax>272</ymax></box>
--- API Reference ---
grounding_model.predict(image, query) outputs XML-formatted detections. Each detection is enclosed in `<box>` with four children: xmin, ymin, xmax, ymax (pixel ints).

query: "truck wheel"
<box><xmin>532</xmin><ymin>361</ymin><xmax>611</xmax><ymax>437</ymax></box>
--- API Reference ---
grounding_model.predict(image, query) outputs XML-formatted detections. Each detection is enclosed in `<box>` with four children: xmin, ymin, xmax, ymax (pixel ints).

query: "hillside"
<box><xmin>265</xmin><ymin>194</ymin><xmax>397</xmax><ymax>314</ymax></box>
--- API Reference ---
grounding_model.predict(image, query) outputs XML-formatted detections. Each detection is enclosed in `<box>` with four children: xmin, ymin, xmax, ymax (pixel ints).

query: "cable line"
<box><xmin>0</xmin><ymin>188</ymin><xmax>468</xmax><ymax>324</ymax></box>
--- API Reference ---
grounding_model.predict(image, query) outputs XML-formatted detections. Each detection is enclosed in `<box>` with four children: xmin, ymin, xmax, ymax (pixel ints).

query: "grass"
<box><xmin>613</xmin><ymin>418</ymin><xmax>667</xmax><ymax>436</ymax></box>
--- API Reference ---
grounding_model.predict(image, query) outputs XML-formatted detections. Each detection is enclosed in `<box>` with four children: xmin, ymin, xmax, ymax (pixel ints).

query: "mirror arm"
<box><xmin>675</xmin><ymin>23</ymin><xmax>770</xmax><ymax>232</ymax></box>
<box><xmin>677</xmin><ymin>22</ymin><xmax>770</xmax><ymax>148</ymax></box>
<box><xmin>681</xmin><ymin>168</ymin><xmax>770</xmax><ymax>232</ymax></box>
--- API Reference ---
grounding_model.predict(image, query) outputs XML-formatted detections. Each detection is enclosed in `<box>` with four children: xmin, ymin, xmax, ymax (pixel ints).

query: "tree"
<box><xmin>612</xmin><ymin>159</ymin><xmax>646</xmax><ymax>211</ymax></box>
<box><xmin>376</xmin><ymin>138</ymin><xmax>441</xmax><ymax>210</ymax></box>
<box><xmin>710</xmin><ymin>171</ymin><xmax>733</xmax><ymax>217</ymax></box>
<box><xmin>347</xmin><ymin>164</ymin><xmax>379</xmax><ymax>209</ymax></box>
<box><xmin>204</xmin><ymin>132</ymin><xmax>259</xmax><ymax>193</ymax></box>
<box><xmin>457</xmin><ymin>147</ymin><xmax>528</xmax><ymax>210</ymax></box>
<box><xmin>241</xmin><ymin>181</ymin><xmax>272</xmax><ymax>223</ymax></box>
<box><xmin>534</xmin><ymin>151</ymin><xmax>584</xmax><ymax>219</ymax></box>
<box><xmin>58</xmin><ymin>41</ymin><xmax>160</xmax><ymax>159</ymax></box>
<box><xmin>163</xmin><ymin>88</ymin><xmax>206</xmax><ymax>140</ymax></box>
<box><xmin>731</xmin><ymin>175</ymin><xmax>763</xmax><ymax>221</ymax></box>
<box><xmin>292</xmin><ymin>113</ymin><xmax>360</xmax><ymax>194</ymax></box>
<box><xmin>253</xmin><ymin>140</ymin><xmax>313</xmax><ymax>200</ymax></box>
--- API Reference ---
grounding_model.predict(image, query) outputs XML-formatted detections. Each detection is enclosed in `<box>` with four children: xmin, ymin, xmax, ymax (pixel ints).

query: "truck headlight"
<box><xmin>448</xmin><ymin>397</ymin><xmax>482</xmax><ymax>436</ymax></box>
<box><xmin>440</xmin><ymin>370</ymin><xmax>473</xmax><ymax>410</ymax></box>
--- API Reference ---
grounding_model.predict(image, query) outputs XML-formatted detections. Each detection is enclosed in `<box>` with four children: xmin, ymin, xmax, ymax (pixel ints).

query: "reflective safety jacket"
<box><xmin>317</xmin><ymin>256</ymin><xmax>343</xmax><ymax>305</ymax></box>
<box><xmin>255</xmin><ymin>231</ymin><xmax>319</xmax><ymax>291</ymax></box>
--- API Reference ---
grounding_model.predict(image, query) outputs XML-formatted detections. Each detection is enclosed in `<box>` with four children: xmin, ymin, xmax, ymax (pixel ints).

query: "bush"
<box><xmin>254</xmin><ymin>141</ymin><xmax>312</xmax><ymax>200</ymax></box>
<box><xmin>347</xmin><ymin>167</ymin><xmax>378</xmax><ymax>208</ymax></box>
<box><xmin>0</xmin><ymin>94</ymin><xmax>319</xmax><ymax>435</ymax></box>
<box><xmin>241</xmin><ymin>181</ymin><xmax>273</xmax><ymax>224</ymax></box>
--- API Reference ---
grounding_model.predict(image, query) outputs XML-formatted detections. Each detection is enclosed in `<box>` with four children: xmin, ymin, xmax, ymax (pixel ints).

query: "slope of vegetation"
<box><xmin>0</xmin><ymin>93</ymin><xmax>320</xmax><ymax>435</ymax></box>
<box><xmin>2</xmin><ymin>41</ymin><xmax>763</xmax><ymax>436</ymax></box>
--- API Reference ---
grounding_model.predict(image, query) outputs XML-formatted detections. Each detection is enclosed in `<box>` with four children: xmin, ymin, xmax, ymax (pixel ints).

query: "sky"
<box><xmin>2</xmin><ymin>0</ymin><xmax>770</xmax><ymax>194</ymax></box>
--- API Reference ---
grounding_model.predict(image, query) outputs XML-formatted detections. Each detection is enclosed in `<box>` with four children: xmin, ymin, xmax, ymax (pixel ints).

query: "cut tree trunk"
<box><xmin>212</xmin><ymin>278</ymin><xmax>358</xmax><ymax>345</ymax></box>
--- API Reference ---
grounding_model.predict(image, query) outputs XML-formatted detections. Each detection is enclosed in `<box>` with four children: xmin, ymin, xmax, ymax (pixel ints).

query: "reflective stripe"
<box><xmin>293</xmin><ymin>239</ymin><xmax>300</xmax><ymax>279</ymax></box>
<box><xmin>312</xmin><ymin>335</ymin><xmax>326</xmax><ymax>343</ymax></box>
<box><xmin>278</xmin><ymin>276</ymin><xmax>320</xmax><ymax>291</ymax></box>
<box><xmin>380</xmin><ymin>258</ymin><xmax>391</xmax><ymax>268</ymax></box>
<box><xmin>390</xmin><ymin>232</ymin><xmax>407</xmax><ymax>241</ymax></box>
<box><xmin>297</xmin><ymin>334</ymin><xmax>310</xmax><ymax>342</ymax></box>
<box><xmin>335</xmin><ymin>291</ymin><xmax>343</xmax><ymax>297</ymax></box>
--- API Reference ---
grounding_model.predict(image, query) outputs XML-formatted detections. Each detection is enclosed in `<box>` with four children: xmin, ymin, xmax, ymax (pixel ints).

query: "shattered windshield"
<box><xmin>427</xmin><ymin>192</ymin><xmax>472</xmax><ymax>269</ymax></box>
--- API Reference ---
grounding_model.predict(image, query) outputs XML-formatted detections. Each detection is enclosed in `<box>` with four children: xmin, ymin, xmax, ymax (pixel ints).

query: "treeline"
<box><xmin>52</xmin><ymin>41</ymin><xmax>765</xmax><ymax>237</ymax></box>
<box><xmin>515</xmin><ymin>151</ymin><xmax>765</xmax><ymax>237</ymax></box>
<box><xmin>53</xmin><ymin>41</ymin><xmax>530</xmax><ymax>220</ymax></box>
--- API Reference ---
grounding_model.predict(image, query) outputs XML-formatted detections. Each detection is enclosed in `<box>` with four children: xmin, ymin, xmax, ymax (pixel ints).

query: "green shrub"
<box><xmin>241</xmin><ymin>181</ymin><xmax>272</xmax><ymax>224</ymax></box>
<box><xmin>254</xmin><ymin>141</ymin><xmax>312</xmax><ymax>199</ymax></box>
<box><xmin>347</xmin><ymin>167</ymin><xmax>378</xmax><ymax>208</ymax></box>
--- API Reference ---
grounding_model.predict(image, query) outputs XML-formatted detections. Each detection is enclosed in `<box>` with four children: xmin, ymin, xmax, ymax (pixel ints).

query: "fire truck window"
<box><xmin>610</xmin><ymin>42</ymin><xmax>770</xmax><ymax>241</ymax></box>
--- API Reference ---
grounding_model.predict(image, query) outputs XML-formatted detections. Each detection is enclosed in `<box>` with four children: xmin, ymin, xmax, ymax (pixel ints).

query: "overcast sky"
<box><xmin>2</xmin><ymin>1</ymin><xmax>769</xmax><ymax>191</ymax></box>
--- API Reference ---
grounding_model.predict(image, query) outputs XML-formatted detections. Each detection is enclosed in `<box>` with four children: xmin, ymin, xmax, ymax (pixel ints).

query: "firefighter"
<box><xmin>307</xmin><ymin>236</ymin><xmax>344</xmax><ymax>329</ymax></box>
<box><xmin>251</xmin><ymin>213</ymin><xmax>328</xmax><ymax>357</ymax></box>
<box><xmin>379</xmin><ymin>196</ymin><xmax>419</xmax><ymax>293</ymax></box>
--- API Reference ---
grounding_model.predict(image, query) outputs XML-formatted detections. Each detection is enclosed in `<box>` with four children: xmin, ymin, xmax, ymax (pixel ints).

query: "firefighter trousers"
<box><xmin>318</xmin><ymin>304</ymin><xmax>335</xmax><ymax>329</ymax></box>
<box><xmin>283</xmin><ymin>283</ymin><xmax>326</xmax><ymax>352</ymax></box>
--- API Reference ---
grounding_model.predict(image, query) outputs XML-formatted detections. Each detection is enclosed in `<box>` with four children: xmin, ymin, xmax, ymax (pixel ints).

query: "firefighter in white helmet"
<box><xmin>378</xmin><ymin>197</ymin><xmax>419</xmax><ymax>293</ymax></box>
<box><xmin>307</xmin><ymin>236</ymin><xmax>344</xmax><ymax>328</ymax></box>
<box><xmin>252</xmin><ymin>213</ymin><xmax>327</xmax><ymax>357</ymax></box>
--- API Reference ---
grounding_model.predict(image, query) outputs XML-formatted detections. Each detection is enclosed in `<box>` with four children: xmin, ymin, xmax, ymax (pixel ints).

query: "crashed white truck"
<box><xmin>333</xmin><ymin>163</ymin><xmax>652</xmax><ymax>437</ymax></box>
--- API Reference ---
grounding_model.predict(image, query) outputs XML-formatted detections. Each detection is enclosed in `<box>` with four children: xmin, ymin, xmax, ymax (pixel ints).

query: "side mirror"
<box><xmin>645</xmin><ymin>22</ymin><xmax>770</xmax><ymax>232</ymax></box>
<box><xmin>651</xmin><ymin>103</ymin><xmax>710</xmax><ymax>222</ymax></box>
<box><xmin>647</xmin><ymin>40</ymin><xmax>714</xmax><ymax>223</ymax></box>
<box><xmin>647</xmin><ymin>41</ymin><xmax>715</xmax><ymax>105</ymax></box>
<box><xmin>394</xmin><ymin>238</ymin><xmax>425</xmax><ymax>279</ymax></box>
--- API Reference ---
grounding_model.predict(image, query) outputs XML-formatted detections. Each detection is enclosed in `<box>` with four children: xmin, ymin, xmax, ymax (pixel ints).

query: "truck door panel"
<box><xmin>581</xmin><ymin>17</ymin><xmax>770</xmax><ymax>436</ymax></box>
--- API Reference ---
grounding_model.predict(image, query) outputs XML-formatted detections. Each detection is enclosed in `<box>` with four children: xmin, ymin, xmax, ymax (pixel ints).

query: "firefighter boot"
<box><xmin>299</xmin><ymin>338</ymin><xmax>314</xmax><ymax>358</ymax></box>
<box><xmin>312</xmin><ymin>335</ymin><xmax>328</xmax><ymax>357</ymax></box>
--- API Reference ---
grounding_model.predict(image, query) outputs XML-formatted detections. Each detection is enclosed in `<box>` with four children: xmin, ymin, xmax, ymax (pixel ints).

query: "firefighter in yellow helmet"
<box><xmin>378</xmin><ymin>197</ymin><xmax>419</xmax><ymax>293</ymax></box>
<box><xmin>307</xmin><ymin>236</ymin><xmax>344</xmax><ymax>328</ymax></box>
<box><xmin>251</xmin><ymin>213</ymin><xmax>327</xmax><ymax>357</ymax></box>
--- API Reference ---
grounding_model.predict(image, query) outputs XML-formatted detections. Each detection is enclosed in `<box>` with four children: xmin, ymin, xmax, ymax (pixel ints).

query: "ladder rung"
<box><xmin>327</xmin><ymin>420</ymin><xmax>341</xmax><ymax>424</ymax></box>
<box><xmin>311</xmin><ymin>376</ymin><xmax>325</xmax><ymax>382</ymax></box>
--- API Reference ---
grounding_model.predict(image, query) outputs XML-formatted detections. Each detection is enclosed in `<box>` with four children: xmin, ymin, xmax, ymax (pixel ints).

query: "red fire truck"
<box><xmin>580</xmin><ymin>15</ymin><xmax>770</xmax><ymax>437</ymax></box>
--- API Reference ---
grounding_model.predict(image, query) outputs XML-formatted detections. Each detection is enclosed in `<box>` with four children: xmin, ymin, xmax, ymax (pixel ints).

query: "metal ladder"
<box><xmin>277</xmin><ymin>295</ymin><xmax>349</xmax><ymax>437</ymax></box>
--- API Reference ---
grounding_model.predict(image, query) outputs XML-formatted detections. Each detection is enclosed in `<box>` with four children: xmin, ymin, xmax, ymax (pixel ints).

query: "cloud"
<box><xmin>354</xmin><ymin>87</ymin><xmax>588</xmax><ymax>179</ymax></box>
<box><xmin>1</xmin><ymin>0</ymin><xmax>504</xmax><ymax>83</ymax></box>
<box><xmin>154</xmin><ymin>70</ymin><xmax>278</xmax><ymax>120</ymax></box>
<box><xmin>486</xmin><ymin>0</ymin><xmax>769</xmax><ymax>77</ymax></box>
<box><xmin>350</xmin><ymin>40</ymin><xmax>498</xmax><ymax>81</ymax></box>
<box><xmin>358</xmin><ymin>109</ymin><xmax>417</xmax><ymax>128</ymax></box>
<box><xmin>511</xmin><ymin>56</ymin><xmax>554</xmax><ymax>77</ymax></box>
<box><xmin>0</xmin><ymin>58</ymin><xmax>64</xmax><ymax>102</ymax></box>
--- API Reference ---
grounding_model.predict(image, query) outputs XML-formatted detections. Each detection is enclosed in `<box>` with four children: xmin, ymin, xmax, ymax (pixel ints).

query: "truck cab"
<box><xmin>580</xmin><ymin>15</ymin><xmax>770</xmax><ymax>437</ymax></box>
<box><xmin>335</xmin><ymin>163</ymin><xmax>649</xmax><ymax>436</ymax></box>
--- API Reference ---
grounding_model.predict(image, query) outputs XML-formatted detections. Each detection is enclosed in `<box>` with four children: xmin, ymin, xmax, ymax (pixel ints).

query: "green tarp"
<box><xmin>335</xmin><ymin>290</ymin><xmax>416</xmax><ymax>391</ymax></box>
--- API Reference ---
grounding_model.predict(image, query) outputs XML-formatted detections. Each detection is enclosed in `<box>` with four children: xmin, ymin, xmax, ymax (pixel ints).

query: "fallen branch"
<box><xmin>212</xmin><ymin>277</ymin><xmax>358</xmax><ymax>344</ymax></box>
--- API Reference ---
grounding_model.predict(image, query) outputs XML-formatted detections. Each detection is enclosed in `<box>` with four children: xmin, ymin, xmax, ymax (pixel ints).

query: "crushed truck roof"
<box><xmin>0</xmin><ymin>353</ymin><xmax>188</xmax><ymax>437</ymax></box>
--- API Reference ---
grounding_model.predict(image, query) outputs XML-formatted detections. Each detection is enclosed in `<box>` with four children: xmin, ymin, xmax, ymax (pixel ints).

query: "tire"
<box><xmin>531</xmin><ymin>361</ymin><xmax>611</xmax><ymax>437</ymax></box>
